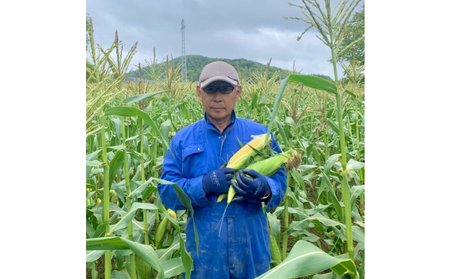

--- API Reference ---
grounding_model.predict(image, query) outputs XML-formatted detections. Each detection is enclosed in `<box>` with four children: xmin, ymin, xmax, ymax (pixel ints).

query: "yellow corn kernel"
<box><xmin>226</xmin><ymin>134</ymin><xmax>271</xmax><ymax>170</ymax></box>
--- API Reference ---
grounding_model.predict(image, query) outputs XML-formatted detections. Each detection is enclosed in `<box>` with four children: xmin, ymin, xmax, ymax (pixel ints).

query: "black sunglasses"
<box><xmin>202</xmin><ymin>85</ymin><xmax>236</xmax><ymax>94</ymax></box>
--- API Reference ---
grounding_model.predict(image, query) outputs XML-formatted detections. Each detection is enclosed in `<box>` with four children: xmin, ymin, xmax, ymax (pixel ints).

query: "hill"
<box><xmin>128</xmin><ymin>55</ymin><xmax>332</xmax><ymax>83</ymax></box>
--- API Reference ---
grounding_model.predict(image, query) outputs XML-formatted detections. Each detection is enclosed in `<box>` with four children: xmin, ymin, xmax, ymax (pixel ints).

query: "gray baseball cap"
<box><xmin>199</xmin><ymin>61</ymin><xmax>240</xmax><ymax>88</ymax></box>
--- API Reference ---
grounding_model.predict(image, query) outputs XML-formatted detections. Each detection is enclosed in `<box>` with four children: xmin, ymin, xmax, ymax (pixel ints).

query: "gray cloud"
<box><xmin>87</xmin><ymin>0</ymin><xmax>363</xmax><ymax>78</ymax></box>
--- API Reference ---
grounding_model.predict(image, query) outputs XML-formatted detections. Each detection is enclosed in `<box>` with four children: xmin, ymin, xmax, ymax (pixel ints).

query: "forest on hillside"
<box><xmin>127</xmin><ymin>55</ymin><xmax>333</xmax><ymax>83</ymax></box>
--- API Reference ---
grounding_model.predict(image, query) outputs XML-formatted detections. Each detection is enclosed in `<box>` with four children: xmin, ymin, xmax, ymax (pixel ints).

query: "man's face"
<box><xmin>196</xmin><ymin>80</ymin><xmax>241</xmax><ymax>126</ymax></box>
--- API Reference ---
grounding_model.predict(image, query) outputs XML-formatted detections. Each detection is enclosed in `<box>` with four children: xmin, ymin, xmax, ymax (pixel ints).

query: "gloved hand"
<box><xmin>202</xmin><ymin>167</ymin><xmax>234</xmax><ymax>196</ymax></box>
<box><xmin>233</xmin><ymin>169</ymin><xmax>270</xmax><ymax>200</ymax></box>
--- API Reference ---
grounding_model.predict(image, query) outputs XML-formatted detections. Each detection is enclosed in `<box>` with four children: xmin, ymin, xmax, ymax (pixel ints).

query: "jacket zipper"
<box><xmin>219</xmin><ymin>133</ymin><xmax>227</xmax><ymax>166</ymax></box>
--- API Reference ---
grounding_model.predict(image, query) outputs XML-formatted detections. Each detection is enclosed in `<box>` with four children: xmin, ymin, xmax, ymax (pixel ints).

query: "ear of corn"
<box><xmin>221</xmin><ymin>134</ymin><xmax>271</xmax><ymax>204</ymax></box>
<box><xmin>226</xmin><ymin>134</ymin><xmax>271</xmax><ymax>170</ymax></box>
<box><xmin>245</xmin><ymin>149</ymin><xmax>301</xmax><ymax>175</ymax></box>
<box><xmin>155</xmin><ymin>209</ymin><xmax>177</xmax><ymax>248</ymax></box>
<box><xmin>269</xmin><ymin>232</ymin><xmax>282</xmax><ymax>266</ymax></box>
<box><xmin>221</xmin><ymin>149</ymin><xmax>301</xmax><ymax>203</ymax></box>
<box><xmin>165</xmin><ymin>209</ymin><xmax>177</xmax><ymax>230</ymax></box>
<box><xmin>245</xmin><ymin>153</ymin><xmax>290</xmax><ymax>176</ymax></box>
<box><xmin>154</xmin><ymin>215</ymin><xmax>169</xmax><ymax>248</ymax></box>
<box><xmin>216</xmin><ymin>132</ymin><xmax>300</xmax><ymax>204</ymax></box>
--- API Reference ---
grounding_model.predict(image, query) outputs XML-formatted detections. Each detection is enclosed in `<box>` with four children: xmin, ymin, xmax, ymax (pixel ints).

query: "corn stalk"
<box><xmin>122</xmin><ymin>118</ymin><xmax>137</xmax><ymax>279</ymax></box>
<box><xmin>100</xmin><ymin>112</ymin><xmax>112</xmax><ymax>279</ymax></box>
<box><xmin>284</xmin><ymin>0</ymin><xmax>362</xmax><ymax>267</ymax></box>
<box><xmin>140</xmin><ymin>118</ymin><xmax>150</xmax><ymax>245</ymax></box>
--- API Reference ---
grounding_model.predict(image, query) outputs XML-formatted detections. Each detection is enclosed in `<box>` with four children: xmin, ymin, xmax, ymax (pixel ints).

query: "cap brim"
<box><xmin>200</xmin><ymin>76</ymin><xmax>238</xmax><ymax>88</ymax></box>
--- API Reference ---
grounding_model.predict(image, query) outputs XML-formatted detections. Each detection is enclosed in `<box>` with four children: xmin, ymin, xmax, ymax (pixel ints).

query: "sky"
<box><xmin>86</xmin><ymin>0</ymin><xmax>364</xmax><ymax>79</ymax></box>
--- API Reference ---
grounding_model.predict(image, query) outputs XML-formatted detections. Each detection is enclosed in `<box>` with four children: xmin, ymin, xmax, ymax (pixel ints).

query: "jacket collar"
<box><xmin>204</xmin><ymin>110</ymin><xmax>236</xmax><ymax>134</ymax></box>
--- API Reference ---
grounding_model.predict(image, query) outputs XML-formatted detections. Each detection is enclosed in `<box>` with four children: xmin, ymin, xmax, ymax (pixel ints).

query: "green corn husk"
<box><xmin>270</xmin><ymin>232</ymin><xmax>282</xmax><ymax>266</ymax></box>
<box><xmin>218</xmin><ymin>149</ymin><xmax>300</xmax><ymax>203</ymax></box>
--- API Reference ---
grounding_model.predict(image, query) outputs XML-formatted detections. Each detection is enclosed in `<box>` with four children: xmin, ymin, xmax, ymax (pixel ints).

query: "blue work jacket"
<box><xmin>157</xmin><ymin>111</ymin><xmax>287</xmax><ymax>279</ymax></box>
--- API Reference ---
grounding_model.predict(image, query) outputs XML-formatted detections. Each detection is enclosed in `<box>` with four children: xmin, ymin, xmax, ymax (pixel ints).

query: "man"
<box><xmin>157</xmin><ymin>61</ymin><xmax>287</xmax><ymax>279</ymax></box>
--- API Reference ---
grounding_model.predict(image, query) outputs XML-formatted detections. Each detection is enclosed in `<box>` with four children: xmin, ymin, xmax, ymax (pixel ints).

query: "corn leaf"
<box><xmin>330</xmin><ymin>258</ymin><xmax>357</xmax><ymax>276</ymax></box>
<box><xmin>104</xmin><ymin>106</ymin><xmax>171</xmax><ymax>156</ymax></box>
<box><xmin>326</xmin><ymin>118</ymin><xmax>351</xmax><ymax>142</ymax></box>
<box><xmin>86</xmin><ymin>250</ymin><xmax>105</xmax><ymax>262</ymax></box>
<box><xmin>324</xmin><ymin>154</ymin><xmax>341</xmax><ymax>176</ymax></box>
<box><xmin>275</xmin><ymin>120</ymin><xmax>292</xmax><ymax>149</ymax></box>
<box><xmin>352</xmin><ymin>225</ymin><xmax>365</xmax><ymax>245</ymax></box>
<box><xmin>109</xmin><ymin>202</ymin><xmax>159</xmax><ymax>234</ymax></box>
<box><xmin>135</xmin><ymin>256</ymin><xmax>151</xmax><ymax>279</ymax></box>
<box><xmin>129</xmin><ymin>179</ymin><xmax>156</xmax><ymax>199</ymax></box>
<box><xmin>250</xmin><ymin>90</ymin><xmax>258</xmax><ymax>110</ymax></box>
<box><xmin>86</xmin><ymin>150</ymin><xmax>102</xmax><ymax>181</ymax></box>
<box><xmin>86</xmin><ymin>236</ymin><xmax>165</xmax><ymax>279</ymax></box>
<box><xmin>111</xmin><ymin>270</ymin><xmax>131</xmax><ymax>279</ymax></box>
<box><xmin>266</xmin><ymin>76</ymin><xmax>289</xmax><ymax>136</ymax></box>
<box><xmin>86</xmin><ymin>236</ymin><xmax>129</xmax><ymax>250</ymax></box>
<box><xmin>312</xmin><ymin>272</ymin><xmax>333</xmax><ymax>279</ymax></box>
<box><xmin>108</xmin><ymin>150</ymin><xmax>124</xmax><ymax>188</ymax></box>
<box><xmin>86</xmin><ymin>159</ymin><xmax>102</xmax><ymax>181</ymax></box>
<box><xmin>255</xmin><ymin>240</ymin><xmax>356</xmax><ymax>278</ymax></box>
<box><xmin>288</xmin><ymin>215</ymin><xmax>345</xmax><ymax>233</ymax></box>
<box><xmin>122</xmin><ymin>90</ymin><xmax>165</xmax><ymax>104</ymax></box>
<box><xmin>347</xmin><ymin>159</ymin><xmax>365</xmax><ymax>171</ymax></box>
<box><xmin>287</xmin><ymin>74</ymin><xmax>337</xmax><ymax>94</ymax></box>
<box><xmin>341</xmin><ymin>89</ymin><xmax>356</xmax><ymax>99</ymax></box>
<box><xmin>86</xmin><ymin>160</ymin><xmax>102</xmax><ymax>167</ymax></box>
<box><xmin>318</xmin><ymin>169</ymin><xmax>343</xmax><ymax>222</ymax></box>
<box><xmin>350</xmin><ymin>185</ymin><xmax>364</xmax><ymax>209</ymax></box>
<box><xmin>267</xmin><ymin>212</ymin><xmax>281</xmax><ymax>244</ymax></box>
<box><xmin>156</xmin><ymin>238</ymin><xmax>180</xmax><ymax>261</ymax></box>
<box><xmin>110</xmin><ymin>117</ymin><xmax>123</xmax><ymax>140</ymax></box>
<box><xmin>162</xmin><ymin>257</ymin><xmax>184</xmax><ymax>278</ymax></box>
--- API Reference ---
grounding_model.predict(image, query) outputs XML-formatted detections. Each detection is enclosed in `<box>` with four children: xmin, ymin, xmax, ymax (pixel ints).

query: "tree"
<box><xmin>338</xmin><ymin>4</ymin><xmax>364</xmax><ymax>64</ymax></box>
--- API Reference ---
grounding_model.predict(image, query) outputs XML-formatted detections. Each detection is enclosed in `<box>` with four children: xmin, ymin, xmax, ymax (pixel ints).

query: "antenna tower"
<box><xmin>181</xmin><ymin>19</ymin><xmax>187</xmax><ymax>81</ymax></box>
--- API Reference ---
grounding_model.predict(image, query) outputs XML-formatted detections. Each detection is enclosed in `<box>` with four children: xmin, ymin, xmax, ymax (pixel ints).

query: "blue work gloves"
<box><xmin>233</xmin><ymin>169</ymin><xmax>270</xmax><ymax>201</ymax></box>
<box><xmin>202</xmin><ymin>166</ymin><xmax>234</xmax><ymax>196</ymax></box>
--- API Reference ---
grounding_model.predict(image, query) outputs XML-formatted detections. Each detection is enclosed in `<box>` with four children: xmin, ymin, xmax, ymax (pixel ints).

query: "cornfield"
<box><xmin>86</xmin><ymin>1</ymin><xmax>365</xmax><ymax>278</ymax></box>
